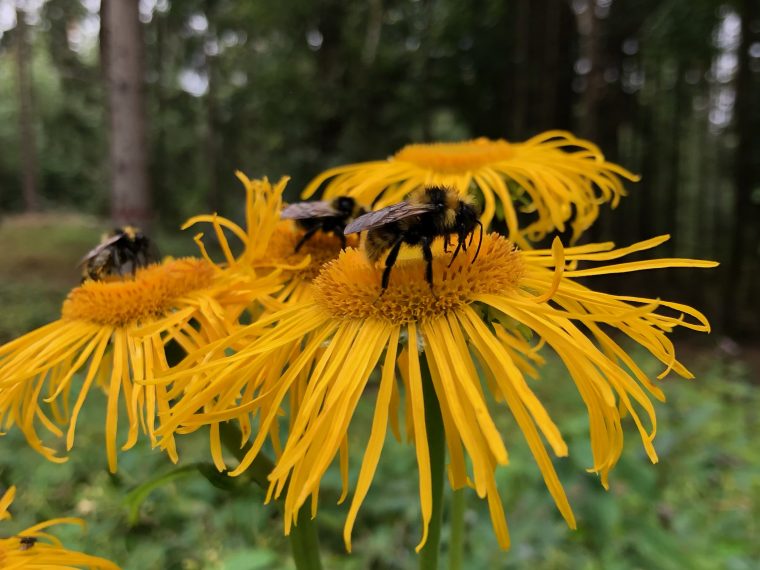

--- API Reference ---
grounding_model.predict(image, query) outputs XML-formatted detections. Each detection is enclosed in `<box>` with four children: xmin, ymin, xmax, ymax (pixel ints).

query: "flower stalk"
<box><xmin>218</xmin><ymin>421</ymin><xmax>275</xmax><ymax>490</ymax></box>
<box><xmin>290</xmin><ymin>508</ymin><xmax>324</xmax><ymax>570</ymax></box>
<box><xmin>418</xmin><ymin>356</ymin><xmax>446</xmax><ymax>570</ymax></box>
<box><xmin>448</xmin><ymin>488</ymin><xmax>466</xmax><ymax>570</ymax></box>
<box><xmin>218</xmin><ymin>421</ymin><xmax>324</xmax><ymax>570</ymax></box>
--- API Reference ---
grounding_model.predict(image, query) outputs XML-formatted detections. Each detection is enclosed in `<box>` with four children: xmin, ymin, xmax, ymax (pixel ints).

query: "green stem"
<box><xmin>419</xmin><ymin>360</ymin><xmax>446</xmax><ymax>570</ymax></box>
<box><xmin>448</xmin><ymin>488</ymin><xmax>466</xmax><ymax>570</ymax></box>
<box><xmin>289</xmin><ymin>507</ymin><xmax>324</xmax><ymax>570</ymax></box>
<box><xmin>218</xmin><ymin>422</ymin><xmax>324</xmax><ymax>570</ymax></box>
<box><xmin>218</xmin><ymin>421</ymin><xmax>274</xmax><ymax>490</ymax></box>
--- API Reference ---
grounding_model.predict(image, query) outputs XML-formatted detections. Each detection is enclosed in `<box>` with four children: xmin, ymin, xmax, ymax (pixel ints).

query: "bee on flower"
<box><xmin>0</xmin><ymin>197</ymin><xmax>287</xmax><ymax>472</ymax></box>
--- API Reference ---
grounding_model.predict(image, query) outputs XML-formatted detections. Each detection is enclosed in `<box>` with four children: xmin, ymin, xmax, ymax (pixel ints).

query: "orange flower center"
<box><xmin>265</xmin><ymin>221</ymin><xmax>360</xmax><ymax>281</ymax></box>
<box><xmin>393</xmin><ymin>138</ymin><xmax>514</xmax><ymax>173</ymax></box>
<box><xmin>313</xmin><ymin>234</ymin><xmax>524</xmax><ymax>324</ymax></box>
<box><xmin>61</xmin><ymin>258</ymin><xmax>215</xmax><ymax>327</ymax></box>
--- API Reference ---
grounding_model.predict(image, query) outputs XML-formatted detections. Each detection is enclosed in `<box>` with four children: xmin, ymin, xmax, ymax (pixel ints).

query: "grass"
<box><xmin>0</xmin><ymin>213</ymin><xmax>199</xmax><ymax>342</ymax></box>
<box><xmin>0</xmin><ymin>216</ymin><xmax>758</xmax><ymax>569</ymax></box>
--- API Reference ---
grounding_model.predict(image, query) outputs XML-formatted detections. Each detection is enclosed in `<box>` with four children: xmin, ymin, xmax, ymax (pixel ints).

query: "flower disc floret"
<box><xmin>312</xmin><ymin>234</ymin><xmax>523</xmax><ymax>324</ymax></box>
<box><xmin>394</xmin><ymin>138</ymin><xmax>514</xmax><ymax>173</ymax></box>
<box><xmin>62</xmin><ymin>258</ymin><xmax>214</xmax><ymax>326</ymax></box>
<box><xmin>267</xmin><ymin>221</ymin><xmax>360</xmax><ymax>281</ymax></box>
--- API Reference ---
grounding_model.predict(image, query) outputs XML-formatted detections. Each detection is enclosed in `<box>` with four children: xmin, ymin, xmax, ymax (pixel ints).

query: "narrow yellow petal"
<box><xmin>407</xmin><ymin>322</ymin><xmax>432</xmax><ymax>552</ymax></box>
<box><xmin>105</xmin><ymin>330</ymin><xmax>127</xmax><ymax>472</ymax></box>
<box><xmin>343</xmin><ymin>327</ymin><xmax>400</xmax><ymax>551</ymax></box>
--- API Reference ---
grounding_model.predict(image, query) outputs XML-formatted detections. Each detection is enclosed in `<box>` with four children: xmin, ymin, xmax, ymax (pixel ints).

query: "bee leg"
<box><xmin>125</xmin><ymin>249</ymin><xmax>138</xmax><ymax>277</ymax></box>
<box><xmin>294</xmin><ymin>226</ymin><xmax>321</xmax><ymax>252</ymax></box>
<box><xmin>380</xmin><ymin>238</ymin><xmax>404</xmax><ymax>292</ymax></box>
<box><xmin>472</xmin><ymin>221</ymin><xmax>484</xmax><ymax>264</ymax></box>
<box><xmin>135</xmin><ymin>249</ymin><xmax>148</xmax><ymax>270</ymax></box>
<box><xmin>335</xmin><ymin>229</ymin><xmax>347</xmax><ymax>250</ymax></box>
<box><xmin>422</xmin><ymin>238</ymin><xmax>434</xmax><ymax>292</ymax></box>
<box><xmin>443</xmin><ymin>234</ymin><xmax>451</xmax><ymax>253</ymax></box>
<box><xmin>112</xmin><ymin>249</ymin><xmax>124</xmax><ymax>277</ymax></box>
<box><xmin>447</xmin><ymin>236</ymin><xmax>464</xmax><ymax>268</ymax></box>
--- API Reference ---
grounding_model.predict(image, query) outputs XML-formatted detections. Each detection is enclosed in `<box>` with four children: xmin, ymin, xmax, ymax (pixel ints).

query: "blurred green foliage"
<box><xmin>0</xmin><ymin>219</ymin><xmax>757</xmax><ymax>569</ymax></box>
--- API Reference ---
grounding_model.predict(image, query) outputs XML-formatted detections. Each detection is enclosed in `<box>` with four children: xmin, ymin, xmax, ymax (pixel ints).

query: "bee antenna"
<box><xmin>471</xmin><ymin>221</ymin><xmax>483</xmax><ymax>264</ymax></box>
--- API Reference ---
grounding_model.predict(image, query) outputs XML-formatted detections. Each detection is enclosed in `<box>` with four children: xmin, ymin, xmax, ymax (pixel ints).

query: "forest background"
<box><xmin>0</xmin><ymin>1</ymin><xmax>758</xmax><ymax>569</ymax></box>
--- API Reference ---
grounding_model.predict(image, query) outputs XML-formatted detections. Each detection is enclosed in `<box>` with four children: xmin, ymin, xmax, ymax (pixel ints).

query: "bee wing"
<box><xmin>281</xmin><ymin>201</ymin><xmax>338</xmax><ymax>220</ymax></box>
<box><xmin>344</xmin><ymin>202</ymin><xmax>437</xmax><ymax>234</ymax></box>
<box><xmin>76</xmin><ymin>233</ymin><xmax>124</xmax><ymax>266</ymax></box>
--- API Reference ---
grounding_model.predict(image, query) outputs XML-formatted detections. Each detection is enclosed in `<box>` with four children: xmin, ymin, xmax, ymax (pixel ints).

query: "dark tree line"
<box><xmin>0</xmin><ymin>0</ymin><xmax>758</xmax><ymax>336</ymax></box>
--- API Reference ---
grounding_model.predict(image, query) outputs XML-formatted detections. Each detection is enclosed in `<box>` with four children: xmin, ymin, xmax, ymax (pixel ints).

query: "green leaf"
<box><xmin>222</xmin><ymin>548</ymin><xmax>279</xmax><ymax>570</ymax></box>
<box><xmin>124</xmin><ymin>463</ymin><xmax>206</xmax><ymax>524</ymax></box>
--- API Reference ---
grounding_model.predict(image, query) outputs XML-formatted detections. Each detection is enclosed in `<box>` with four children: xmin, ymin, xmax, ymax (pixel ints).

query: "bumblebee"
<box><xmin>344</xmin><ymin>186</ymin><xmax>483</xmax><ymax>290</ymax></box>
<box><xmin>79</xmin><ymin>225</ymin><xmax>156</xmax><ymax>281</ymax></box>
<box><xmin>280</xmin><ymin>196</ymin><xmax>366</xmax><ymax>251</ymax></box>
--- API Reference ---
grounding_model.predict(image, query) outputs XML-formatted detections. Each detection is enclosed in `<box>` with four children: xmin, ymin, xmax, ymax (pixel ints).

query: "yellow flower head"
<box><xmin>184</xmin><ymin>173</ymin><xmax>359</xmax><ymax>306</ymax></box>
<box><xmin>303</xmin><ymin>132</ymin><xmax>639</xmax><ymax>246</ymax></box>
<box><xmin>154</xmin><ymin>232</ymin><xmax>716</xmax><ymax>551</ymax></box>
<box><xmin>0</xmin><ymin>486</ymin><xmax>119</xmax><ymax>569</ymax></box>
<box><xmin>137</xmin><ymin>174</ymin><xmax>360</xmax><ymax>470</ymax></box>
<box><xmin>0</xmin><ymin>256</ymin><xmax>282</xmax><ymax>472</ymax></box>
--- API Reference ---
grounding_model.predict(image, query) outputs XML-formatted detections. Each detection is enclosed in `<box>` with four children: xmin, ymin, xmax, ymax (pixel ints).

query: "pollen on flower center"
<box><xmin>393</xmin><ymin>138</ymin><xmax>514</xmax><ymax>173</ymax></box>
<box><xmin>313</xmin><ymin>234</ymin><xmax>524</xmax><ymax>324</ymax></box>
<box><xmin>61</xmin><ymin>258</ymin><xmax>215</xmax><ymax>326</ymax></box>
<box><xmin>265</xmin><ymin>221</ymin><xmax>360</xmax><ymax>281</ymax></box>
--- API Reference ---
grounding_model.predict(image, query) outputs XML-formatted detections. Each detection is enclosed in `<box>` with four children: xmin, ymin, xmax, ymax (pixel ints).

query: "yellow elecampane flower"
<box><xmin>153</xmin><ymin>232</ymin><xmax>716</xmax><ymax>551</ymax></box>
<box><xmin>145</xmin><ymin>174</ymin><xmax>358</xmax><ymax>469</ymax></box>
<box><xmin>303</xmin><ymin>132</ymin><xmax>638</xmax><ymax>247</ymax></box>
<box><xmin>0</xmin><ymin>257</ymin><xmax>283</xmax><ymax>472</ymax></box>
<box><xmin>184</xmin><ymin>173</ymin><xmax>360</xmax><ymax>308</ymax></box>
<box><xmin>0</xmin><ymin>486</ymin><xmax>120</xmax><ymax>569</ymax></box>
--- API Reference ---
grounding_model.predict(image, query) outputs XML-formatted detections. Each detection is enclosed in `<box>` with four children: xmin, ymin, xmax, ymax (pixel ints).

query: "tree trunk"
<box><xmin>509</xmin><ymin>0</ymin><xmax>530</xmax><ymax>138</ymax></box>
<box><xmin>576</xmin><ymin>2</ymin><xmax>602</xmax><ymax>143</ymax></box>
<box><xmin>15</xmin><ymin>8</ymin><xmax>40</xmax><ymax>212</ymax></box>
<box><xmin>102</xmin><ymin>0</ymin><xmax>151</xmax><ymax>228</ymax></box>
<box><xmin>724</xmin><ymin>0</ymin><xmax>760</xmax><ymax>336</ymax></box>
<box><xmin>665</xmin><ymin>66</ymin><xmax>683</xmax><ymax>257</ymax></box>
<box><xmin>204</xmin><ymin>54</ymin><xmax>219</xmax><ymax>213</ymax></box>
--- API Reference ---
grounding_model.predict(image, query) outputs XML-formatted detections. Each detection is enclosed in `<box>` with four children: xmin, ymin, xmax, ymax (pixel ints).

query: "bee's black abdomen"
<box><xmin>365</xmin><ymin>224</ymin><xmax>401</xmax><ymax>262</ymax></box>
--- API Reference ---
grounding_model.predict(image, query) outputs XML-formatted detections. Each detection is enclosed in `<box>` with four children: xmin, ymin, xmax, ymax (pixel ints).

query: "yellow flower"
<box><xmin>154</xmin><ymin>233</ymin><xmax>716</xmax><ymax>550</ymax></box>
<box><xmin>148</xmin><ymin>174</ymin><xmax>358</xmax><ymax>469</ymax></box>
<box><xmin>0</xmin><ymin>486</ymin><xmax>120</xmax><ymax>569</ymax></box>
<box><xmin>0</xmin><ymin>257</ymin><xmax>282</xmax><ymax>472</ymax></box>
<box><xmin>303</xmin><ymin>132</ymin><xmax>638</xmax><ymax>246</ymax></box>
<box><xmin>184</xmin><ymin>173</ymin><xmax>359</xmax><ymax>307</ymax></box>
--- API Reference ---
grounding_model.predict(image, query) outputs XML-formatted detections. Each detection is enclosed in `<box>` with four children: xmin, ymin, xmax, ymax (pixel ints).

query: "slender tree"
<box><xmin>15</xmin><ymin>7</ymin><xmax>40</xmax><ymax>212</ymax></box>
<box><xmin>725</xmin><ymin>0</ymin><xmax>760</xmax><ymax>335</ymax></box>
<box><xmin>102</xmin><ymin>0</ymin><xmax>152</xmax><ymax>228</ymax></box>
